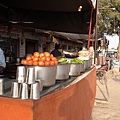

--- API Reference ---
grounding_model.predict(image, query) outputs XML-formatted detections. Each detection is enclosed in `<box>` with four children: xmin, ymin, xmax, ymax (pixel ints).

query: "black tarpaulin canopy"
<box><xmin>0</xmin><ymin>0</ymin><xmax>97</xmax><ymax>35</ymax></box>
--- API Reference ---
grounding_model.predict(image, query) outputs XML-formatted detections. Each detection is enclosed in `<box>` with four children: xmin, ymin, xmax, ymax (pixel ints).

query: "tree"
<box><xmin>97</xmin><ymin>0</ymin><xmax>120</xmax><ymax>35</ymax></box>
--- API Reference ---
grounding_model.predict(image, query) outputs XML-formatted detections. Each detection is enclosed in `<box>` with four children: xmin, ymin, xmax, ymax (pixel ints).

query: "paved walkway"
<box><xmin>91</xmin><ymin>67</ymin><xmax>120</xmax><ymax>120</ymax></box>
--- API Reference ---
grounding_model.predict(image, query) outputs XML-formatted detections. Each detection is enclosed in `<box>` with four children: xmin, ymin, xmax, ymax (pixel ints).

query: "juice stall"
<box><xmin>0</xmin><ymin>0</ymin><xmax>97</xmax><ymax>119</ymax></box>
<box><xmin>0</xmin><ymin>65</ymin><xmax>96</xmax><ymax>120</ymax></box>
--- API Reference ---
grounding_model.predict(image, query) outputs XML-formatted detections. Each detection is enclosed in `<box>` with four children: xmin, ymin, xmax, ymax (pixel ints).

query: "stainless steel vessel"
<box><xmin>11</xmin><ymin>82</ymin><xmax>21</xmax><ymax>98</ymax></box>
<box><xmin>35</xmin><ymin>65</ymin><xmax>57</xmax><ymax>87</ymax></box>
<box><xmin>56</xmin><ymin>64</ymin><xmax>70</xmax><ymax>80</ymax></box>
<box><xmin>26</xmin><ymin>67</ymin><xmax>35</xmax><ymax>84</ymax></box>
<box><xmin>16</xmin><ymin>66</ymin><xmax>26</xmax><ymax>83</ymax></box>
<box><xmin>30</xmin><ymin>82</ymin><xmax>40</xmax><ymax>100</ymax></box>
<box><xmin>88</xmin><ymin>59</ymin><xmax>92</xmax><ymax>67</ymax></box>
<box><xmin>0</xmin><ymin>79</ymin><xmax>3</xmax><ymax>95</ymax></box>
<box><xmin>80</xmin><ymin>64</ymin><xmax>85</xmax><ymax>73</ymax></box>
<box><xmin>20</xmin><ymin>83</ymin><xmax>28</xmax><ymax>99</ymax></box>
<box><xmin>69</xmin><ymin>63</ymin><xmax>81</xmax><ymax>76</ymax></box>
<box><xmin>85</xmin><ymin>60</ymin><xmax>89</xmax><ymax>70</ymax></box>
<box><xmin>36</xmin><ymin>79</ymin><xmax>43</xmax><ymax>92</ymax></box>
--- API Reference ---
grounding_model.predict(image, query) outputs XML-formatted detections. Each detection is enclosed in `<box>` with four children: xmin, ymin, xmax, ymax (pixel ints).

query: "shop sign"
<box><xmin>20</xmin><ymin>46</ymin><xmax>25</xmax><ymax>57</ymax></box>
<box><xmin>0</xmin><ymin>25</ymin><xmax>21</xmax><ymax>38</ymax></box>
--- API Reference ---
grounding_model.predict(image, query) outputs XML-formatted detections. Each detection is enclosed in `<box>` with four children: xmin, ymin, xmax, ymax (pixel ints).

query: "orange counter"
<box><xmin>0</xmin><ymin>67</ymin><xmax>96</xmax><ymax>120</ymax></box>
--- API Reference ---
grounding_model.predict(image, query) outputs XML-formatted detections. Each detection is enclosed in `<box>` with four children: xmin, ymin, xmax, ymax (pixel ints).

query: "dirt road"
<box><xmin>91</xmin><ymin>67</ymin><xmax>120</xmax><ymax>120</ymax></box>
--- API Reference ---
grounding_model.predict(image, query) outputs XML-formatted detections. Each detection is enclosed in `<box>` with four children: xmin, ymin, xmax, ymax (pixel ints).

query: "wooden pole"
<box><xmin>94</xmin><ymin>0</ymin><xmax>98</xmax><ymax>64</ymax></box>
<box><xmin>87</xmin><ymin>8</ymin><xmax>93</xmax><ymax>50</ymax></box>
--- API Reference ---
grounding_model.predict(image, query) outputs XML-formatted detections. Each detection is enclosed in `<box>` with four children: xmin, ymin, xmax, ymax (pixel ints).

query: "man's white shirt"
<box><xmin>0</xmin><ymin>48</ymin><xmax>6</xmax><ymax>68</ymax></box>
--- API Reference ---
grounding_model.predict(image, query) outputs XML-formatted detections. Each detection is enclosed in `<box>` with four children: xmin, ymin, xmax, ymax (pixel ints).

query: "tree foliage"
<box><xmin>97</xmin><ymin>0</ymin><xmax>120</xmax><ymax>35</ymax></box>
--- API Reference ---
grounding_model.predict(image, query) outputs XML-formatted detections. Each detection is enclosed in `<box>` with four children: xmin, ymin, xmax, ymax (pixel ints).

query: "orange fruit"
<box><xmin>39</xmin><ymin>56</ymin><xmax>46</xmax><ymax>61</ymax></box>
<box><xmin>26</xmin><ymin>56</ymin><xmax>32</xmax><ymax>61</ymax></box>
<box><xmin>21</xmin><ymin>59</ymin><xmax>26</xmax><ymax>64</ymax></box>
<box><xmin>33</xmin><ymin>52</ymin><xmax>40</xmax><ymax>58</ymax></box>
<box><xmin>31</xmin><ymin>55</ymin><xmax>34</xmax><ymax>60</ymax></box>
<box><xmin>44</xmin><ymin>52</ymin><xmax>50</xmax><ymax>57</ymax></box>
<box><xmin>49</xmin><ymin>61</ymin><xmax>54</xmax><ymax>66</ymax></box>
<box><xmin>39</xmin><ymin>53</ymin><xmax>45</xmax><ymax>58</ymax></box>
<box><xmin>54</xmin><ymin>60</ymin><xmax>58</xmax><ymax>65</ymax></box>
<box><xmin>50</xmin><ymin>54</ymin><xmax>54</xmax><ymax>58</ymax></box>
<box><xmin>45</xmin><ymin>57</ymin><xmax>50</xmax><ymax>61</ymax></box>
<box><xmin>51</xmin><ymin>57</ymin><xmax>57</xmax><ymax>61</ymax></box>
<box><xmin>44</xmin><ymin>61</ymin><xmax>50</xmax><ymax>66</ymax></box>
<box><xmin>33</xmin><ymin>61</ymin><xmax>38</xmax><ymax>65</ymax></box>
<box><xmin>33</xmin><ymin>57</ymin><xmax>39</xmax><ymax>62</ymax></box>
<box><xmin>38</xmin><ymin>61</ymin><xmax>45</xmax><ymax>66</ymax></box>
<box><xmin>22</xmin><ymin>60</ymin><xmax>28</xmax><ymax>65</ymax></box>
<box><xmin>27</xmin><ymin>60</ymin><xmax>33</xmax><ymax>65</ymax></box>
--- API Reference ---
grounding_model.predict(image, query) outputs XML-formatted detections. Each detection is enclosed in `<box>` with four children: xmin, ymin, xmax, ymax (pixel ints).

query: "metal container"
<box><xmin>35</xmin><ymin>65</ymin><xmax>57</xmax><ymax>87</ymax></box>
<box><xmin>11</xmin><ymin>82</ymin><xmax>20</xmax><ymax>98</ymax></box>
<box><xmin>26</xmin><ymin>67</ymin><xmax>35</xmax><ymax>84</ymax></box>
<box><xmin>56</xmin><ymin>64</ymin><xmax>70</xmax><ymax>80</ymax></box>
<box><xmin>85</xmin><ymin>60</ymin><xmax>89</xmax><ymax>70</ymax></box>
<box><xmin>36</xmin><ymin>79</ymin><xmax>43</xmax><ymax>92</ymax></box>
<box><xmin>16</xmin><ymin>66</ymin><xmax>26</xmax><ymax>83</ymax></box>
<box><xmin>80</xmin><ymin>64</ymin><xmax>85</xmax><ymax>73</ymax></box>
<box><xmin>30</xmin><ymin>82</ymin><xmax>40</xmax><ymax>100</ymax></box>
<box><xmin>88</xmin><ymin>59</ymin><xmax>92</xmax><ymax>68</ymax></box>
<box><xmin>0</xmin><ymin>79</ymin><xmax>3</xmax><ymax>95</ymax></box>
<box><xmin>69</xmin><ymin>63</ymin><xmax>81</xmax><ymax>76</ymax></box>
<box><xmin>20</xmin><ymin>83</ymin><xmax>28</xmax><ymax>99</ymax></box>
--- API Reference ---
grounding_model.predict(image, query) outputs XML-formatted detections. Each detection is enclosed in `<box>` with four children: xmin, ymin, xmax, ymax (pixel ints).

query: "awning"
<box><xmin>0</xmin><ymin>0</ymin><xmax>96</xmax><ymax>12</ymax></box>
<box><xmin>0</xmin><ymin>0</ymin><xmax>97</xmax><ymax>39</ymax></box>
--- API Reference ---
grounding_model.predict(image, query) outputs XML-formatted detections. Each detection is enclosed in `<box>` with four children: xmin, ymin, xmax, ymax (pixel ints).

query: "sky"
<box><xmin>105</xmin><ymin>34</ymin><xmax>119</xmax><ymax>50</ymax></box>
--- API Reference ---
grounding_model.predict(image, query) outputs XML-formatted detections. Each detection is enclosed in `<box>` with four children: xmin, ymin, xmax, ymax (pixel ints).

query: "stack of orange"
<box><xmin>21</xmin><ymin>52</ymin><xmax>58</xmax><ymax>66</ymax></box>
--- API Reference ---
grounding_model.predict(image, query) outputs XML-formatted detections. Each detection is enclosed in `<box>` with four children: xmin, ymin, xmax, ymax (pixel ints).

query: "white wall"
<box><xmin>105</xmin><ymin>34</ymin><xmax>119</xmax><ymax>50</ymax></box>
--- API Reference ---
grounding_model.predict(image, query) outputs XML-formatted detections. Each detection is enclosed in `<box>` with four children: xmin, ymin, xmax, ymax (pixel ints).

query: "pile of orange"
<box><xmin>21</xmin><ymin>52</ymin><xmax>58</xmax><ymax>66</ymax></box>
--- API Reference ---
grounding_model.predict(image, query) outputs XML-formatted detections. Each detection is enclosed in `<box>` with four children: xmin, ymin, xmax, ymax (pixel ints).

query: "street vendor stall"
<box><xmin>0</xmin><ymin>66</ymin><xmax>96</xmax><ymax>120</ymax></box>
<box><xmin>0</xmin><ymin>0</ymin><xmax>97</xmax><ymax>120</ymax></box>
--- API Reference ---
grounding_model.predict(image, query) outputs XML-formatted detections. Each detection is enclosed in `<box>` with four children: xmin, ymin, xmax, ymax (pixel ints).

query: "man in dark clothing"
<box><xmin>51</xmin><ymin>43</ymin><xmax>62</xmax><ymax>57</ymax></box>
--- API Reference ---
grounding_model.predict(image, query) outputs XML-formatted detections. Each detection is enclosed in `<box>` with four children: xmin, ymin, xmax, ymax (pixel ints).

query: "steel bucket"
<box><xmin>80</xmin><ymin>64</ymin><xmax>85</xmax><ymax>73</ymax></box>
<box><xmin>56</xmin><ymin>64</ymin><xmax>70</xmax><ymax>80</ymax></box>
<box><xmin>36</xmin><ymin>79</ymin><xmax>43</xmax><ymax>92</ymax></box>
<box><xmin>88</xmin><ymin>59</ymin><xmax>92</xmax><ymax>68</ymax></box>
<box><xmin>69</xmin><ymin>63</ymin><xmax>80</xmax><ymax>76</ymax></box>
<box><xmin>35</xmin><ymin>65</ymin><xmax>57</xmax><ymax>87</ymax></box>
<box><xmin>85</xmin><ymin>60</ymin><xmax>89</xmax><ymax>70</ymax></box>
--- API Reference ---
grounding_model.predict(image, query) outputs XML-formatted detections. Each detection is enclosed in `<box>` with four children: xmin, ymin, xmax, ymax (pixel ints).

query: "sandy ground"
<box><xmin>91</xmin><ymin>67</ymin><xmax>120</xmax><ymax>120</ymax></box>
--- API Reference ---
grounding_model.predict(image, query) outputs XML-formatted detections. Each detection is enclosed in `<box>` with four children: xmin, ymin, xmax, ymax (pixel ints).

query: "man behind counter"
<box><xmin>0</xmin><ymin>48</ymin><xmax>6</xmax><ymax>72</ymax></box>
<box><xmin>51</xmin><ymin>43</ymin><xmax>62</xmax><ymax>57</ymax></box>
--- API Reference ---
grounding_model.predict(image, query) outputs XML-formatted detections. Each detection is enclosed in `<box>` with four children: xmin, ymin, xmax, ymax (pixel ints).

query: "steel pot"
<box><xmin>69</xmin><ymin>63</ymin><xmax>81</xmax><ymax>76</ymax></box>
<box><xmin>85</xmin><ymin>60</ymin><xmax>89</xmax><ymax>70</ymax></box>
<box><xmin>56</xmin><ymin>64</ymin><xmax>70</xmax><ymax>80</ymax></box>
<box><xmin>80</xmin><ymin>64</ymin><xmax>85</xmax><ymax>73</ymax></box>
<box><xmin>35</xmin><ymin>65</ymin><xmax>57</xmax><ymax>87</ymax></box>
<box><xmin>88</xmin><ymin>59</ymin><xmax>92</xmax><ymax>68</ymax></box>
